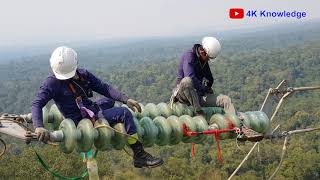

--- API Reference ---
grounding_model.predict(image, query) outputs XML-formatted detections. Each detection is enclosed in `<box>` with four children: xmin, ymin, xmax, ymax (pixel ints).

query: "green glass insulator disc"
<box><xmin>239</xmin><ymin>112</ymin><xmax>251</xmax><ymax>128</ymax></box>
<box><xmin>133</xmin><ymin>117</ymin><xmax>144</xmax><ymax>138</ymax></box>
<box><xmin>94</xmin><ymin>118</ymin><xmax>113</xmax><ymax>151</ymax></box>
<box><xmin>202</xmin><ymin>107</ymin><xmax>224</xmax><ymax>121</ymax></box>
<box><xmin>254</xmin><ymin>111</ymin><xmax>270</xmax><ymax>133</ymax></box>
<box><xmin>42</xmin><ymin>106</ymin><xmax>51</xmax><ymax>130</ymax></box>
<box><xmin>49</xmin><ymin>104</ymin><xmax>64</xmax><ymax>130</ymax></box>
<box><xmin>209</xmin><ymin>107</ymin><xmax>225</xmax><ymax>114</ymax></box>
<box><xmin>184</xmin><ymin>106</ymin><xmax>194</xmax><ymax>117</ymax></box>
<box><xmin>157</xmin><ymin>103</ymin><xmax>173</xmax><ymax>118</ymax></box>
<box><xmin>140</xmin><ymin>103</ymin><xmax>150</xmax><ymax>118</ymax></box>
<box><xmin>192</xmin><ymin>116</ymin><xmax>209</xmax><ymax>143</ymax></box>
<box><xmin>179</xmin><ymin>115</ymin><xmax>196</xmax><ymax>143</ymax></box>
<box><xmin>76</xmin><ymin>119</ymin><xmax>95</xmax><ymax>153</ymax></box>
<box><xmin>209</xmin><ymin>114</ymin><xmax>229</xmax><ymax>140</ymax></box>
<box><xmin>224</xmin><ymin>114</ymin><xmax>240</xmax><ymax>138</ymax></box>
<box><xmin>201</xmin><ymin>107</ymin><xmax>214</xmax><ymax>122</ymax></box>
<box><xmin>245</xmin><ymin>112</ymin><xmax>260</xmax><ymax>133</ymax></box>
<box><xmin>167</xmin><ymin>116</ymin><xmax>183</xmax><ymax>145</ymax></box>
<box><xmin>171</xmin><ymin>103</ymin><xmax>185</xmax><ymax>117</ymax></box>
<box><xmin>144</xmin><ymin>103</ymin><xmax>160</xmax><ymax>119</ymax></box>
<box><xmin>140</xmin><ymin>117</ymin><xmax>158</xmax><ymax>147</ymax></box>
<box><xmin>111</xmin><ymin>123</ymin><xmax>126</xmax><ymax>150</ymax></box>
<box><xmin>59</xmin><ymin>119</ymin><xmax>77</xmax><ymax>154</ymax></box>
<box><xmin>153</xmin><ymin>116</ymin><xmax>172</xmax><ymax>146</ymax></box>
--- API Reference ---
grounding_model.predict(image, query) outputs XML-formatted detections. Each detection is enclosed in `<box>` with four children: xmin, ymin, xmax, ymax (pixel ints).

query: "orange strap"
<box><xmin>68</xmin><ymin>83</ymin><xmax>76</xmax><ymax>93</ymax></box>
<box><xmin>68</xmin><ymin>82</ymin><xmax>95</xmax><ymax>124</ymax></box>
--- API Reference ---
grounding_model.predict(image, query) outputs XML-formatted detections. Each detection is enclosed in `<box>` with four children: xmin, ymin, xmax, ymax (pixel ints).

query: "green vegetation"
<box><xmin>0</xmin><ymin>24</ymin><xmax>319</xmax><ymax>179</ymax></box>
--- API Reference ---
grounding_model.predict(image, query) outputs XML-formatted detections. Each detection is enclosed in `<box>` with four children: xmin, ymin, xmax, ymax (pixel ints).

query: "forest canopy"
<box><xmin>0</xmin><ymin>23</ymin><xmax>319</xmax><ymax>179</ymax></box>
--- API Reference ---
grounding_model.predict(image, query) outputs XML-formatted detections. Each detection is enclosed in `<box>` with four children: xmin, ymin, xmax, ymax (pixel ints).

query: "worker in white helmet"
<box><xmin>29</xmin><ymin>46</ymin><xmax>163</xmax><ymax>168</ymax></box>
<box><xmin>170</xmin><ymin>37</ymin><xmax>236</xmax><ymax>116</ymax></box>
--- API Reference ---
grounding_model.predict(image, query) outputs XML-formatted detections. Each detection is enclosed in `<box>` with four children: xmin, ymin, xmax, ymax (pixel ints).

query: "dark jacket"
<box><xmin>176</xmin><ymin>44</ymin><xmax>214</xmax><ymax>96</ymax></box>
<box><xmin>31</xmin><ymin>68</ymin><xmax>128</xmax><ymax>128</ymax></box>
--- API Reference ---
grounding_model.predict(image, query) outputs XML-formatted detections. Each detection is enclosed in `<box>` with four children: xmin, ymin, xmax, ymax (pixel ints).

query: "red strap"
<box><xmin>68</xmin><ymin>83</ymin><xmax>77</xmax><ymax>95</ymax></box>
<box><xmin>226</xmin><ymin>117</ymin><xmax>235</xmax><ymax>129</ymax></box>
<box><xmin>214</xmin><ymin>133</ymin><xmax>223</xmax><ymax>164</ymax></box>
<box><xmin>183</xmin><ymin>122</ymin><xmax>235</xmax><ymax>164</ymax></box>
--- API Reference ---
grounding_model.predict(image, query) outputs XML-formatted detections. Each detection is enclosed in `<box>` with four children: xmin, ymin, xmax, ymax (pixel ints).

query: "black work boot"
<box><xmin>130</xmin><ymin>141</ymin><xmax>163</xmax><ymax>168</ymax></box>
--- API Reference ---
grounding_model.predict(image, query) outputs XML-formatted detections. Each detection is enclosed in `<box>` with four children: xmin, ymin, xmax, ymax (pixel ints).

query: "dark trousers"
<box><xmin>97</xmin><ymin>98</ymin><xmax>136</xmax><ymax>135</ymax></box>
<box><xmin>173</xmin><ymin>77</ymin><xmax>236</xmax><ymax>115</ymax></box>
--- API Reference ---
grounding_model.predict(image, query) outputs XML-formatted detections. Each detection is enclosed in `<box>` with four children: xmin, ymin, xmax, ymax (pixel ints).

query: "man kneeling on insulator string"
<box><xmin>170</xmin><ymin>36</ymin><xmax>236</xmax><ymax>117</ymax></box>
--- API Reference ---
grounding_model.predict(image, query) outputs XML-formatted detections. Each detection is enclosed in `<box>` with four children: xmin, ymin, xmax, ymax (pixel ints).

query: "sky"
<box><xmin>0</xmin><ymin>0</ymin><xmax>319</xmax><ymax>47</ymax></box>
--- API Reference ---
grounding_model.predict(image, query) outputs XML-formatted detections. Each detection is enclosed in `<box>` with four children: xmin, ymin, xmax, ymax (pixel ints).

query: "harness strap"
<box><xmin>191</xmin><ymin>143</ymin><xmax>195</xmax><ymax>160</ymax></box>
<box><xmin>68</xmin><ymin>82</ymin><xmax>96</xmax><ymax>123</ymax></box>
<box><xmin>68</xmin><ymin>82</ymin><xmax>78</xmax><ymax>95</ymax></box>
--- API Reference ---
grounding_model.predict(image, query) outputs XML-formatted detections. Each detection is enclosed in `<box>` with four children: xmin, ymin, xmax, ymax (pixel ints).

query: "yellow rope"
<box><xmin>47</xmin><ymin>142</ymin><xmax>59</xmax><ymax>146</ymax></box>
<box><xmin>94</xmin><ymin>124</ymin><xmax>140</xmax><ymax>141</ymax></box>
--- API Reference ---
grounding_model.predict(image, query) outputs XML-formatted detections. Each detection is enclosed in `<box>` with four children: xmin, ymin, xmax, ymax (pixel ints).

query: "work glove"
<box><xmin>24</xmin><ymin>131</ymin><xmax>33</xmax><ymax>144</ymax></box>
<box><xmin>126</xmin><ymin>99</ymin><xmax>142</xmax><ymax>113</ymax></box>
<box><xmin>35</xmin><ymin>127</ymin><xmax>50</xmax><ymax>143</ymax></box>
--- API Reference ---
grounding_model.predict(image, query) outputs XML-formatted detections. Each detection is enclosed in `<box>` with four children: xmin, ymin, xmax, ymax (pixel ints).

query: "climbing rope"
<box><xmin>268</xmin><ymin>136</ymin><xmax>288</xmax><ymax>180</ymax></box>
<box><xmin>228</xmin><ymin>142</ymin><xmax>259</xmax><ymax>180</ymax></box>
<box><xmin>235</xmin><ymin>138</ymin><xmax>245</xmax><ymax>153</ymax></box>
<box><xmin>94</xmin><ymin>124</ymin><xmax>139</xmax><ymax>141</ymax></box>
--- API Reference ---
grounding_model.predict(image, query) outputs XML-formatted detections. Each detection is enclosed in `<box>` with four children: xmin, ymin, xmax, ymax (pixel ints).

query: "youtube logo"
<box><xmin>229</xmin><ymin>8</ymin><xmax>244</xmax><ymax>19</ymax></box>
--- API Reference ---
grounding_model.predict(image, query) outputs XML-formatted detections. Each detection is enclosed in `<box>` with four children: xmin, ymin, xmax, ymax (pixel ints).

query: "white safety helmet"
<box><xmin>202</xmin><ymin>37</ymin><xmax>221</xmax><ymax>59</ymax></box>
<box><xmin>50</xmin><ymin>46</ymin><xmax>78</xmax><ymax>80</ymax></box>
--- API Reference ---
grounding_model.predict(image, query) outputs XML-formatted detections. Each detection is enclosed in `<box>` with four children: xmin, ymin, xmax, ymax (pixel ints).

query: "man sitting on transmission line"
<box><xmin>29</xmin><ymin>46</ymin><xmax>163</xmax><ymax>168</ymax></box>
<box><xmin>170</xmin><ymin>37</ymin><xmax>236</xmax><ymax>116</ymax></box>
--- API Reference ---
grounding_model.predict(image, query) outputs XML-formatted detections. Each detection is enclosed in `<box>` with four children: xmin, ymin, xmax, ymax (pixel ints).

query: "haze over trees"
<box><xmin>0</xmin><ymin>23</ymin><xmax>319</xmax><ymax>179</ymax></box>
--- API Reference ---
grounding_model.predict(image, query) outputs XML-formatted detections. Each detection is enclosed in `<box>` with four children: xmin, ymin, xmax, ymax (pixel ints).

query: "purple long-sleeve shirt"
<box><xmin>176</xmin><ymin>44</ymin><xmax>214</xmax><ymax>96</ymax></box>
<box><xmin>31</xmin><ymin>68</ymin><xmax>129</xmax><ymax>128</ymax></box>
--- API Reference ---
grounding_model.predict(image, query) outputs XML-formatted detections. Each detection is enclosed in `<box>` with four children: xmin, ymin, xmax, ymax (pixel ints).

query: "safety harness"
<box><xmin>68</xmin><ymin>73</ymin><xmax>97</xmax><ymax>124</ymax></box>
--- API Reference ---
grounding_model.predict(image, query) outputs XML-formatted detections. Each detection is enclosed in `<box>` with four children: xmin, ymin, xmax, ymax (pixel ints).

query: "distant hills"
<box><xmin>0</xmin><ymin>21</ymin><xmax>319</xmax><ymax>64</ymax></box>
